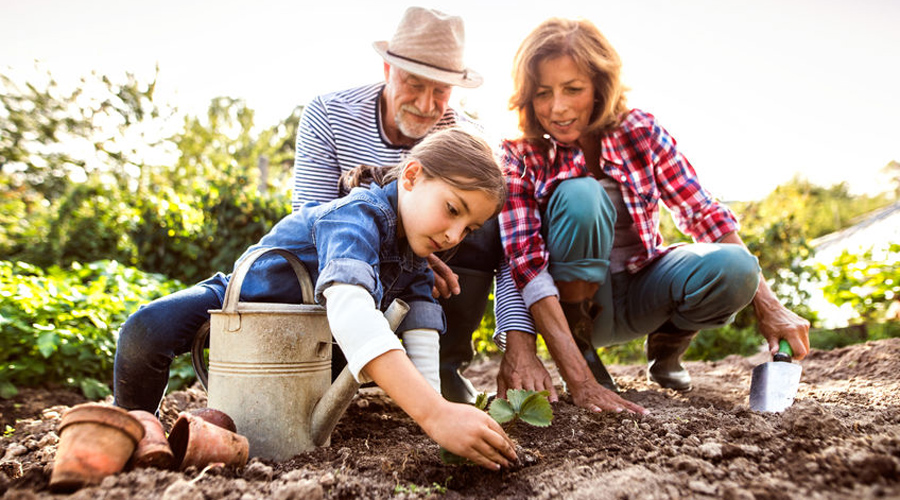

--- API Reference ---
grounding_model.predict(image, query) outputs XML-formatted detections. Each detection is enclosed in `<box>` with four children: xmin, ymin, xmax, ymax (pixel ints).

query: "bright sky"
<box><xmin>2</xmin><ymin>0</ymin><xmax>899</xmax><ymax>200</ymax></box>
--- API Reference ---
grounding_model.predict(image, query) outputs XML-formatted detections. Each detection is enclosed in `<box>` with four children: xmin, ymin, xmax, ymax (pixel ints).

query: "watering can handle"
<box><xmin>192</xmin><ymin>247</ymin><xmax>314</xmax><ymax>391</ymax></box>
<box><xmin>222</xmin><ymin>247</ymin><xmax>316</xmax><ymax>314</ymax></box>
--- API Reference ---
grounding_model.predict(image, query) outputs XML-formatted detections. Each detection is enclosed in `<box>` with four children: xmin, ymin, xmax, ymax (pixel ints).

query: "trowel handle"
<box><xmin>773</xmin><ymin>339</ymin><xmax>793</xmax><ymax>363</ymax></box>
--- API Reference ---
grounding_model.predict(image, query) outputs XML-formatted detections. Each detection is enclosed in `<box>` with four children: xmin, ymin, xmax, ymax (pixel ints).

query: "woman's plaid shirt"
<box><xmin>498</xmin><ymin>108</ymin><xmax>741</xmax><ymax>291</ymax></box>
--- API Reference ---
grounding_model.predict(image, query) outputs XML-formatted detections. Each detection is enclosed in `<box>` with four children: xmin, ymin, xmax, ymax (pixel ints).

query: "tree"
<box><xmin>0</xmin><ymin>66</ymin><xmax>302</xmax><ymax>282</ymax></box>
<box><xmin>0</xmin><ymin>64</ymin><xmax>175</xmax><ymax>202</ymax></box>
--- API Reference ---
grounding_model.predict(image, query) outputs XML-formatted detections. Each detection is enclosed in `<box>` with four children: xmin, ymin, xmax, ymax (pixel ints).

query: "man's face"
<box><xmin>382</xmin><ymin>64</ymin><xmax>453</xmax><ymax>144</ymax></box>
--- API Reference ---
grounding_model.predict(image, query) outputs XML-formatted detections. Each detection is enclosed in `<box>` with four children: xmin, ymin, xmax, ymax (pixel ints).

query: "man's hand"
<box><xmin>427</xmin><ymin>254</ymin><xmax>460</xmax><ymax>299</ymax></box>
<box><xmin>497</xmin><ymin>330</ymin><xmax>558</xmax><ymax>402</ymax></box>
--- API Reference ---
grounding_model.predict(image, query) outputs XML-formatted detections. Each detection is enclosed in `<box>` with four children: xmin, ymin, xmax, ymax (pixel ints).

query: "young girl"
<box><xmin>113</xmin><ymin>128</ymin><xmax>517</xmax><ymax>470</ymax></box>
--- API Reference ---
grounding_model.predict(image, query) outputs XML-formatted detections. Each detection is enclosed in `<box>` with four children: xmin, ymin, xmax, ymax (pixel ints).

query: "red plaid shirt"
<box><xmin>499</xmin><ymin>108</ymin><xmax>740</xmax><ymax>290</ymax></box>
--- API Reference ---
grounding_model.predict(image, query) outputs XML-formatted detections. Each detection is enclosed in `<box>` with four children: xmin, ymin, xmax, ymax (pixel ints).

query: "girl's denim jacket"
<box><xmin>200</xmin><ymin>180</ymin><xmax>445</xmax><ymax>334</ymax></box>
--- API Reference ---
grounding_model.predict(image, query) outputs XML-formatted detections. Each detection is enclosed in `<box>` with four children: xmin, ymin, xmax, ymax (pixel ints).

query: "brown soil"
<box><xmin>2</xmin><ymin>338</ymin><xmax>899</xmax><ymax>499</ymax></box>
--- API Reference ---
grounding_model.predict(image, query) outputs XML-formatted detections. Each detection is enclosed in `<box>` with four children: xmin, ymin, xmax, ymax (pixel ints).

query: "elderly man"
<box><xmin>292</xmin><ymin>7</ymin><xmax>500</xmax><ymax>403</ymax></box>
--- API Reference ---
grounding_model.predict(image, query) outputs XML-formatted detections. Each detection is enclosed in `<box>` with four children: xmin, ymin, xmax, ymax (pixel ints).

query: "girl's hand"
<box><xmin>362</xmin><ymin>350</ymin><xmax>515</xmax><ymax>470</ymax></box>
<box><xmin>420</xmin><ymin>401</ymin><xmax>518</xmax><ymax>470</ymax></box>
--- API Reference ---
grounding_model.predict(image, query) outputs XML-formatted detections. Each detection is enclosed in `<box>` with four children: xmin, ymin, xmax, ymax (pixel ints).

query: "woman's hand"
<box><xmin>419</xmin><ymin>401</ymin><xmax>518</xmax><ymax>470</ymax></box>
<box><xmin>755</xmin><ymin>297</ymin><xmax>811</xmax><ymax>360</ymax></box>
<box><xmin>500</xmin><ymin>316</ymin><xmax>648</xmax><ymax>415</ymax></box>
<box><xmin>427</xmin><ymin>254</ymin><xmax>460</xmax><ymax>299</ymax></box>
<box><xmin>567</xmin><ymin>376</ymin><xmax>648</xmax><ymax>415</ymax></box>
<box><xmin>718</xmin><ymin>231</ymin><xmax>812</xmax><ymax>360</ymax></box>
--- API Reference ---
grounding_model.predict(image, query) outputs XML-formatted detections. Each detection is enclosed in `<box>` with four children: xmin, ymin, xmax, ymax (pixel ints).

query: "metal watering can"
<box><xmin>191</xmin><ymin>247</ymin><xmax>408</xmax><ymax>461</ymax></box>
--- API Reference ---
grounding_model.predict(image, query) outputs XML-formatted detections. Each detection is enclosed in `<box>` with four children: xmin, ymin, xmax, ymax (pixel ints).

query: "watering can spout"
<box><xmin>310</xmin><ymin>299</ymin><xmax>409</xmax><ymax>447</ymax></box>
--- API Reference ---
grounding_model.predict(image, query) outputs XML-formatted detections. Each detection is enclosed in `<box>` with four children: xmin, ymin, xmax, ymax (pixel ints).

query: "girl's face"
<box><xmin>397</xmin><ymin>161</ymin><xmax>496</xmax><ymax>258</ymax></box>
<box><xmin>532</xmin><ymin>55</ymin><xmax>596</xmax><ymax>145</ymax></box>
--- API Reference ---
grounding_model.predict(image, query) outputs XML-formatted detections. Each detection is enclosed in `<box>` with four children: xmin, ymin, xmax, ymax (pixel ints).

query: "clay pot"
<box><xmin>127</xmin><ymin>410</ymin><xmax>175</xmax><ymax>470</ymax></box>
<box><xmin>168</xmin><ymin>412</ymin><xmax>249</xmax><ymax>470</ymax></box>
<box><xmin>49</xmin><ymin>403</ymin><xmax>144</xmax><ymax>492</ymax></box>
<box><xmin>189</xmin><ymin>407</ymin><xmax>237</xmax><ymax>433</ymax></box>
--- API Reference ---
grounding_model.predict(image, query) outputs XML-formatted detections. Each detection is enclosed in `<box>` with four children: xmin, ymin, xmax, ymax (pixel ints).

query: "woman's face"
<box><xmin>532</xmin><ymin>55</ymin><xmax>595</xmax><ymax>145</ymax></box>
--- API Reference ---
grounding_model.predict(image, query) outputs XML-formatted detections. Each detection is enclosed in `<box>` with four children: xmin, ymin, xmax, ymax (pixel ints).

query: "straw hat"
<box><xmin>373</xmin><ymin>7</ymin><xmax>483</xmax><ymax>88</ymax></box>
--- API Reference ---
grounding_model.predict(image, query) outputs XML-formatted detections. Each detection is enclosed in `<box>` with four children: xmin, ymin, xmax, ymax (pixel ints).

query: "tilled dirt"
<box><xmin>1</xmin><ymin>338</ymin><xmax>899</xmax><ymax>499</ymax></box>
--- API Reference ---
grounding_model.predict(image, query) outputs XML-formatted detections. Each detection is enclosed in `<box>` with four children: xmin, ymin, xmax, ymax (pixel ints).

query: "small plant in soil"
<box><xmin>393</xmin><ymin>480</ymin><xmax>449</xmax><ymax>495</ymax></box>
<box><xmin>440</xmin><ymin>389</ymin><xmax>553</xmax><ymax>465</ymax></box>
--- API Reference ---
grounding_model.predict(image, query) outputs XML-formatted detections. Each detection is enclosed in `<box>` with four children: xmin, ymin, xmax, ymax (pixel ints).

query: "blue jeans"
<box><xmin>545</xmin><ymin>178</ymin><xmax>760</xmax><ymax>347</ymax></box>
<box><xmin>115</xmin><ymin>219</ymin><xmax>504</xmax><ymax>413</ymax></box>
<box><xmin>113</xmin><ymin>276</ymin><xmax>225</xmax><ymax>413</ymax></box>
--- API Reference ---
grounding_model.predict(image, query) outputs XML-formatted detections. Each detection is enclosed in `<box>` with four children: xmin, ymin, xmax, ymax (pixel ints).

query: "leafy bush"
<box><xmin>131</xmin><ymin>176</ymin><xmax>288</xmax><ymax>284</ymax></box>
<box><xmin>818</xmin><ymin>244</ymin><xmax>900</xmax><ymax>324</ymax></box>
<box><xmin>809</xmin><ymin>322</ymin><xmax>900</xmax><ymax>351</ymax></box>
<box><xmin>596</xmin><ymin>324</ymin><xmax>764</xmax><ymax>366</ymax></box>
<box><xmin>5</xmin><ymin>174</ymin><xmax>290</xmax><ymax>286</ymax></box>
<box><xmin>38</xmin><ymin>181</ymin><xmax>139</xmax><ymax>269</ymax></box>
<box><xmin>2</xmin><ymin>67</ymin><xmax>297</xmax><ymax>285</ymax></box>
<box><xmin>0</xmin><ymin>260</ymin><xmax>181</xmax><ymax>399</ymax></box>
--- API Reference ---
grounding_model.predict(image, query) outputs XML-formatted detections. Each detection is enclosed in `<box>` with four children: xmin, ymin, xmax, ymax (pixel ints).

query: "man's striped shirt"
<box><xmin>292</xmin><ymin>82</ymin><xmax>469</xmax><ymax>208</ymax></box>
<box><xmin>291</xmin><ymin>82</ymin><xmax>535</xmax><ymax>342</ymax></box>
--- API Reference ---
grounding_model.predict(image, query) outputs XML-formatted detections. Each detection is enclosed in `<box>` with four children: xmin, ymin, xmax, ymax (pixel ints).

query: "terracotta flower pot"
<box><xmin>49</xmin><ymin>403</ymin><xmax>145</xmax><ymax>492</ymax></box>
<box><xmin>168</xmin><ymin>412</ymin><xmax>249</xmax><ymax>470</ymax></box>
<box><xmin>189</xmin><ymin>407</ymin><xmax>237</xmax><ymax>433</ymax></box>
<box><xmin>128</xmin><ymin>410</ymin><xmax>175</xmax><ymax>470</ymax></box>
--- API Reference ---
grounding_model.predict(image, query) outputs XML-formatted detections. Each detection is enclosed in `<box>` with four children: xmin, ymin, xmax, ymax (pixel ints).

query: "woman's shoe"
<box><xmin>646</xmin><ymin>330</ymin><xmax>697</xmax><ymax>391</ymax></box>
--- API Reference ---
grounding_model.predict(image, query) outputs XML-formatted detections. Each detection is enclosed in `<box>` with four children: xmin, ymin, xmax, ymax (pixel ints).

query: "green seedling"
<box><xmin>440</xmin><ymin>389</ymin><xmax>553</xmax><ymax>465</ymax></box>
<box><xmin>487</xmin><ymin>389</ymin><xmax>553</xmax><ymax>427</ymax></box>
<box><xmin>393</xmin><ymin>478</ymin><xmax>450</xmax><ymax>496</ymax></box>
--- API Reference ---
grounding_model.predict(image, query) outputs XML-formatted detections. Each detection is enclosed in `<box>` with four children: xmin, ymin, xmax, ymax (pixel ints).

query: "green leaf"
<box><xmin>37</xmin><ymin>331</ymin><xmax>60</xmax><ymax>358</ymax></box>
<box><xmin>488</xmin><ymin>398</ymin><xmax>516</xmax><ymax>424</ymax></box>
<box><xmin>0</xmin><ymin>381</ymin><xmax>18</xmax><ymax>399</ymax></box>
<box><xmin>439</xmin><ymin>447</ymin><xmax>470</xmax><ymax>465</ymax></box>
<box><xmin>474</xmin><ymin>392</ymin><xmax>489</xmax><ymax>411</ymax></box>
<box><xmin>79</xmin><ymin>378</ymin><xmax>111</xmax><ymax>400</ymax></box>
<box><xmin>506</xmin><ymin>388</ymin><xmax>532</xmax><ymax>412</ymax></box>
<box><xmin>518</xmin><ymin>391</ymin><xmax>553</xmax><ymax>427</ymax></box>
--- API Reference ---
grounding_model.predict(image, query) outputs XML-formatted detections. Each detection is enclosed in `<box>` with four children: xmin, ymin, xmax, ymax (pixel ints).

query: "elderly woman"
<box><xmin>493</xmin><ymin>17</ymin><xmax>810</xmax><ymax>414</ymax></box>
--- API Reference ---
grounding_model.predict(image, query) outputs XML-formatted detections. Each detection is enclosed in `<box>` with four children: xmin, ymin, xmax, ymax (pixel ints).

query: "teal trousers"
<box><xmin>544</xmin><ymin>178</ymin><xmax>760</xmax><ymax>347</ymax></box>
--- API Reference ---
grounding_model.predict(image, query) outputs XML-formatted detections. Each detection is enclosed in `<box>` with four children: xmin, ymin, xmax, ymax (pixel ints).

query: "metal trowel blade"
<box><xmin>749</xmin><ymin>360</ymin><xmax>802</xmax><ymax>412</ymax></box>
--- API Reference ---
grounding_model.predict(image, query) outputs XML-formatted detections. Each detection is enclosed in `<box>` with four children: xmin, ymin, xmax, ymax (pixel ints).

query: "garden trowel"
<box><xmin>749</xmin><ymin>340</ymin><xmax>802</xmax><ymax>412</ymax></box>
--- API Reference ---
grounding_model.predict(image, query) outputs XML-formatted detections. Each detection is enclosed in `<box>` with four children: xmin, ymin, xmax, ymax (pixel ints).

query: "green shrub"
<box><xmin>595</xmin><ymin>324</ymin><xmax>763</xmax><ymax>366</ymax></box>
<box><xmin>810</xmin><ymin>322</ymin><xmax>900</xmax><ymax>351</ymax></box>
<box><xmin>819</xmin><ymin>244</ymin><xmax>900</xmax><ymax>324</ymax></box>
<box><xmin>0</xmin><ymin>260</ymin><xmax>181</xmax><ymax>399</ymax></box>
<box><xmin>130</xmin><ymin>179</ymin><xmax>288</xmax><ymax>284</ymax></box>
<box><xmin>3</xmin><ymin>178</ymin><xmax>290</xmax><ymax>287</ymax></box>
<box><xmin>41</xmin><ymin>182</ymin><xmax>138</xmax><ymax>268</ymax></box>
